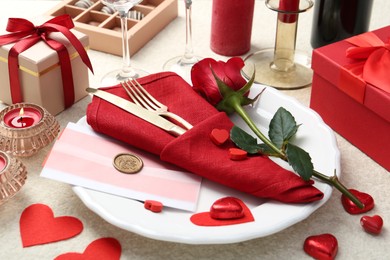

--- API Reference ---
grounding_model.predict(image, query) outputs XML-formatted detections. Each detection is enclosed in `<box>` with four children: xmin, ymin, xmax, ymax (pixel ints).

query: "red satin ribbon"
<box><xmin>343</xmin><ymin>32</ymin><xmax>390</xmax><ymax>100</ymax></box>
<box><xmin>0</xmin><ymin>15</ymin><xmax>93</xmax><ymax>107</ymax></box>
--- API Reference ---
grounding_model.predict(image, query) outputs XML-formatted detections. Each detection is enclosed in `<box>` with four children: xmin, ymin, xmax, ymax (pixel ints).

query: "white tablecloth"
<box><xmin>1</xmin><ymin>1</ymin><xmax>389</xmax><ymax>259</ymax></box>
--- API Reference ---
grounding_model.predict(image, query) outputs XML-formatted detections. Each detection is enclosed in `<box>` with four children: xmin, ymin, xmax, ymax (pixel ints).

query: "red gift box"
<box><xmin>310</xmin><ymin>26</ymin><xmax>390</xmax><ymax>171</ymax></box>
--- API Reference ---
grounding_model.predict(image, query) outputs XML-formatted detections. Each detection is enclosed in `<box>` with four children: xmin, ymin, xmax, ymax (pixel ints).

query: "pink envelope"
<box><xmin>41</xmin><ymin>122</ymin><xmax>202</xmax><ymax>211</ymax></box>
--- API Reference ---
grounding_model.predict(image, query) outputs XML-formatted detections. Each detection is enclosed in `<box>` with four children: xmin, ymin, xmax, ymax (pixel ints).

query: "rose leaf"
<box><xmin>285</xmin><ymin>143</ymin><xmax>313</xmax><ymax>181</ymax></box>
<box><xmin>230</xmin><ymin>126</ymin><xmax>262</xmax><ymax>154</ymax></box>
<box><xmin>268</xmin><ymin>107</ymin><xmax>300</xmax><ymax>149</ymax></box>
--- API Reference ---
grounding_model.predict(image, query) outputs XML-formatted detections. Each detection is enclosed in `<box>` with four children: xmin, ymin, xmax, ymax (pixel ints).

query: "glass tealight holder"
<box><xmin>0</xmin><ymin>103</ymin><xmax>60</xmax><ymax>157</ymax></box>
<box><xmin>0</xmin><ymin>151</ymin><xmax>27</xmax><ymax>205</ymax></box>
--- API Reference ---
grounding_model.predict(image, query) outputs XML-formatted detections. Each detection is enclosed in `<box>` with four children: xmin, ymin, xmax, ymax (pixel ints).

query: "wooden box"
<box><xmin>46</xmin><ymin>0</ymin><xmax>178</xmax><ymax>56</ymax></box>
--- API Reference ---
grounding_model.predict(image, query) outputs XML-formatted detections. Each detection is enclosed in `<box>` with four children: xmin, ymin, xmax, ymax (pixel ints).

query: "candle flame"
<box><xmin>19</xmin><ymin>107</ymin><xmax>25</xmax><ymax>117</ymax></box>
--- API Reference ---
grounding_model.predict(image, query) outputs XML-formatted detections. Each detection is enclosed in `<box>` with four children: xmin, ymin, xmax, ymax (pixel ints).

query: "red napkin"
<box><xmin>86</xmin><ymin>72</ymin><xmax>323</xmax><ymax>203</ymax></box>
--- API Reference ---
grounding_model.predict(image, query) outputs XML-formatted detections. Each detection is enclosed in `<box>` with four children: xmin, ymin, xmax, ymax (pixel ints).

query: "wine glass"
<box><xmin>163</xmin><ymin>0</ymin><xmax>202</xmax><ymax>83</ymax></box>
<box><xmin>100</xmin><ymin>0</ymin><xmax>148</xmax><ymax>86</ymax></box>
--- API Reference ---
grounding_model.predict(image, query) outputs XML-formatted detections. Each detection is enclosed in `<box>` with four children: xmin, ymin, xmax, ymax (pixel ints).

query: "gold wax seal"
<box><xmin>113</xmin><ymin>153</ymin><xmax>143</xmax><ymax>174</ymax></box>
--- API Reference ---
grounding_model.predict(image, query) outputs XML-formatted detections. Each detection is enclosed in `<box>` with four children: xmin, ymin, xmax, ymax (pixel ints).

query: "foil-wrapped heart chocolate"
<box><xmin>210</xmin><ymin>197</ymin><xmax>245</xmax><ymax>220</ymax></box>
<box><xmin>341</xmin><ymin>189</ymin><xmax>374</xmax><ymax>214</ymax></box>
<box><xmin>304</xmin><ymin>233</ymin><xmax>338</xmax><ymax>260</ymax></box>
<box><xmin>190</xmin><ymin>197</ymin><xmax>254</xmax><ymax>226</ymax></box>
<box><xmin>360</xmin><ymin>215</ymin><xmax>383</xmax><ymax>234</ymax></box>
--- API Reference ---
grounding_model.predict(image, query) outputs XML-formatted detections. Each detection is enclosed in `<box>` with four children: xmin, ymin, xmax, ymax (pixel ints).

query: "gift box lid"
<box><xmin>312</xmin><ymin>26</ymin><xmax>390</xmax><ymax>123</ymax></box>
<box><xmin>0</xmin><ymin>16</ymin><xmax>89</xmax><ymax>76</ymax></box>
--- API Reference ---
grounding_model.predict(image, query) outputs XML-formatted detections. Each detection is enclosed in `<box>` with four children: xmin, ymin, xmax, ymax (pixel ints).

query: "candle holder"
<box><xmin>0</xmin><ymin>103</ymin><xmax>60</xmax><ymax>157</ymax></box>
<box><xmin>243</xmin><ymin>0</ymin><xmax>314</xmax><ymax>90</ymax></box>
<box><xmin>0</xmin><ymin>151</ymin><xmax>27</xmax><ymax>205</ymax></box>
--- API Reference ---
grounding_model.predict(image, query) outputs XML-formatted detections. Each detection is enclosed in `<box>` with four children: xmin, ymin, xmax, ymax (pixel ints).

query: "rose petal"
<box><xmin>192</xmin><ymin>58</ymin><xmax>223</xmax><ymax>105</ymax></box>
<box><xmin>224</xmin><ymin>57</ymin><xmax>247</xmax><ymax>90</ymax></box>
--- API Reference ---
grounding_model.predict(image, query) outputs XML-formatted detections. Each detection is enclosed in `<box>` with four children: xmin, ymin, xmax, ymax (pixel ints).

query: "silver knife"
<box><xmin>86</xmin><ymin>88</ymin><xmax>186</xmax><ymax>136</ymax></box>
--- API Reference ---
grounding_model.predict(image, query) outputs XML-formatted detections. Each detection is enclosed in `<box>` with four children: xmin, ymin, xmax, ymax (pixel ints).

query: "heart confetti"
<box><xmin>144</xmin><ymin>200</ymin><xmax>163</xmax><ymax>213</ymax></box>
<box><xmin>303</xmin><ymin>233</ymin><xmax>338</xmax><ymax>260</ymax></box>
<box><xmin>190</xmin><ymin>197</ymin><xmax>254</xmax><ymax>226</ymax></box>
<box><xmin>228</xmin><ymin>148</ymin><xmax>247</xmax><ymax>161</ymax></box>
<box><xmin>20</xmin><ymin>203</ymin><xmax>83</xmax><ymax>247</ymax></box>
<box><xmin>360</xmin><ymin>215</ymin><xmax>384</xmax><ymax>235</ymax></box>
<box><xmin>210</xmin><ymin>128</ymin><xmax>230</xmax><ymax>146</ymax></box>
<box><xmin>341</xmin><ymin>189</ymin><xmax>374</xmax><ymax>214</ymax></box>
<box><xmin>55</xmin><ymin>237</ymin><xmax>121</xmax><ymax>260</ymax></box>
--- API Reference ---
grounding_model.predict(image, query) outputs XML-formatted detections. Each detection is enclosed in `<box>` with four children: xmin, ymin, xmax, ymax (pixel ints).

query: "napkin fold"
<box><xmin>86</xmin><ymin>72</ymin><xmax>324</xmax><ymax>204</ymax></box>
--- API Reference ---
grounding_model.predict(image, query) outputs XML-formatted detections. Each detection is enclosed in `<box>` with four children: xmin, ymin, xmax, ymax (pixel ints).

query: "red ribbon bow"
<box><xmin>345</xmin><ymin>31</ymin><xmax>390</xmax><ymax>95</ymax></box>
<box><xmin>0</xmin><ymin>15</ymin><xmax>93</xmax><ymax>107</ymax></box>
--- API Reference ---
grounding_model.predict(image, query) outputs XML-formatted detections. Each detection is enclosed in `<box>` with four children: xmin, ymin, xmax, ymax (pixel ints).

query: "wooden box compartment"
<box><xmin>47</xmin><ymin>0</ymin><xmax>178</xmax><ymax>56</ymax></box>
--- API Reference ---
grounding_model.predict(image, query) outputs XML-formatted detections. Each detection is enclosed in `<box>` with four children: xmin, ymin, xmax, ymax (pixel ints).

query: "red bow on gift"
<box><xmin>0</xmin><ymin>15</ymin><xmax>93</xmax><ymax>108</ymax></box>
<box><xmin>345</xmin><ymin>31</ymin><xmax>390</xmax><ymax>94</ymax></box>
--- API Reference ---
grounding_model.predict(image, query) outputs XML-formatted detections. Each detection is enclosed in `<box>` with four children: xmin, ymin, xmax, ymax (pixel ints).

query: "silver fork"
<box><xmin>121</xmin><ymin>79</ymin><xmax>193</xmax><ymax>130</ymax></box>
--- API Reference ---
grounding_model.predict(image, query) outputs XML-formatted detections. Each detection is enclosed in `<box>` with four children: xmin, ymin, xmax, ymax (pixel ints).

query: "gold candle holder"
<box><xmin>0</xmin><ymin>103</ymin><xmax>60</xmax><ymax>157</ymax></box>
<box><xmin>0</xmin><ymin>151</ymin><xmax>27</xmax><ymax>205</ymax></box>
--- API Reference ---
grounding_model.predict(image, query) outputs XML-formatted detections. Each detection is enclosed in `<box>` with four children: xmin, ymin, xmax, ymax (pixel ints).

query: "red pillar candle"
<box><xmin>3</xmin><ymin>107</ymin><xmax>42</xmax><ymax>128</ymax></box>
<box><xmin>210</xmin><ymin>0</ymin><xmax>255</xmax><ymax>56</ymax></box>
<box><xmin>279</xmin><ymin>0</ymin><xmax>300</xmax><ymax>23</ymax></box>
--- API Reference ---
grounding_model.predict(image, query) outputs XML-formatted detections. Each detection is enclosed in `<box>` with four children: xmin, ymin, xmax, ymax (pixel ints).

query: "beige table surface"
<box><xmin>1</xmin><ymin>0</ymin><xmax>389</xmax><ymax>259</ymax></box>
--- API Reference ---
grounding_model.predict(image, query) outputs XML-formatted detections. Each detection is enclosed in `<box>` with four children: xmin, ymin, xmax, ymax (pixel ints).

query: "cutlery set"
<box><xmin>86</xmin><ymin>80</ymin><xmax>192</xmax><ymax>137</ymax></box>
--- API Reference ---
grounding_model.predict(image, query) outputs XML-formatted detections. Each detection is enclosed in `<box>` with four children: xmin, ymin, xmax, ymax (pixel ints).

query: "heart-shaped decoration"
<box><xmin>190</xmin><ymin>197</ymin><xmax>254</xmax><ymax>226</ymax></box>
<box><xmin>360</xmin><ymin>215</ymin><xmax>383</xmax><ymax>235</ymax></box>
<box><xmin>210</xmin><ymin>197</ymin><xmax>245</xmax><ymax>219</ymax></box>
<box><xmin>210</xmin><ymin>128</ymin><xmax>229</xmax><ymax>146</ymax></box>
<box><xmin>144</xmin><ymin>200</ymin><xmax>163</xmax><ymax>213</ymax></box>
<box><xmin>341</xmin><ymin>189</ymin><xmax>374</xmax><ymax>214</ymax></box>
<box><xmin>304</xmin><ymin>233</ymin><xmax>338</xmax><ymax>260</ymax></box>
<box><xmin>55</xmin><ymin>237</ymin><xmax>121</xmax><ymax>260</ymax></box>
<box><xmin>228</xmin><ymin>148</ymin><xmax>247</xmax><ymax>161</ymax></box>
<box><xmin>20</xmin><ymin>204</ymin><xmax>83</xmax><ymax>247</ymax></box>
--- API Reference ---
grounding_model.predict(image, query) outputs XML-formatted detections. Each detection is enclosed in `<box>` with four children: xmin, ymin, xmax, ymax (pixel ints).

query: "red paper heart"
<box><xmin>210</xmin><ymin>197</ymin><xmax>245</xmax><ymax>219</ymax></box>
<box><xmin>341</xmin><ymin>189</ymin><xmax>374</xmax><ymax>214</ymax></box>
<box><xmin>304</xmin><ymin>233</ymin><xmax>338</xmax><ymax>260</ymax></box>
<box><xmin>360</xmin><ymin>215</ymin><xmax>384</xmax><ymax>235</ymax></box>
<box><xmin>20</xmin><ymin>204</ymin><xmax>83</xmax><ymax>247</ymax></box>
<box><xmin>210</xmin><ymin>128</ymin><xmax>229</xmax><ymax>145</ymax></box>
<box><xmin>55</xmin><ymin>237</ymin><xmax>121</xmax><ymax>260</ymax></box>
<box><xmin>190</xmin><ymin>197</ymin><xmax>254</xmax><ymax>226</ymax></box>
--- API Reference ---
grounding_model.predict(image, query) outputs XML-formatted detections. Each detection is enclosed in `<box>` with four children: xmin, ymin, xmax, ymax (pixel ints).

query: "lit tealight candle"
<box><xmin>0</xmin><ymin>103</ymin><xmax>59</xmax><ymax>157</ymax></box>
<box><xmin>3</xmin><ymin>106</ymin><xmax>42</xmax><ymax>128</ymax></box>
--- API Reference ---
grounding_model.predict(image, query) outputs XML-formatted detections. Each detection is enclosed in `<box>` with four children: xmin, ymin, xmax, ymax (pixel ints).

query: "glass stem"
<box><xmin>119</xmin><ymin>11</ymin><xmax>133</xmax><ymax>76</ymax></box>
<box><xmin>183</xmin><ymin>0</ymin><xmax>194</xmax><ymax>61</ymax></box>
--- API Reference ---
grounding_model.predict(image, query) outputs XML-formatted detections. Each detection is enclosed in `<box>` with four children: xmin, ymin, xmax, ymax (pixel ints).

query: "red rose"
<box><xmin>189</xmin><ymin>56</ymin><xmax>363</xmax><ymax>209</ymax></box>
<box><xmin>191</xmin><ymin>57</ymin><xmax>247</xmax><ymax>105</ymax></box>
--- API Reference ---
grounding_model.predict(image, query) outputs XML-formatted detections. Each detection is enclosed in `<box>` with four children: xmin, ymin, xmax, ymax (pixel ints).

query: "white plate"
<box><xmin>73</xmin><ymin>85</ymin><xmax>340</xmax><ymax>244</ymax></box>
